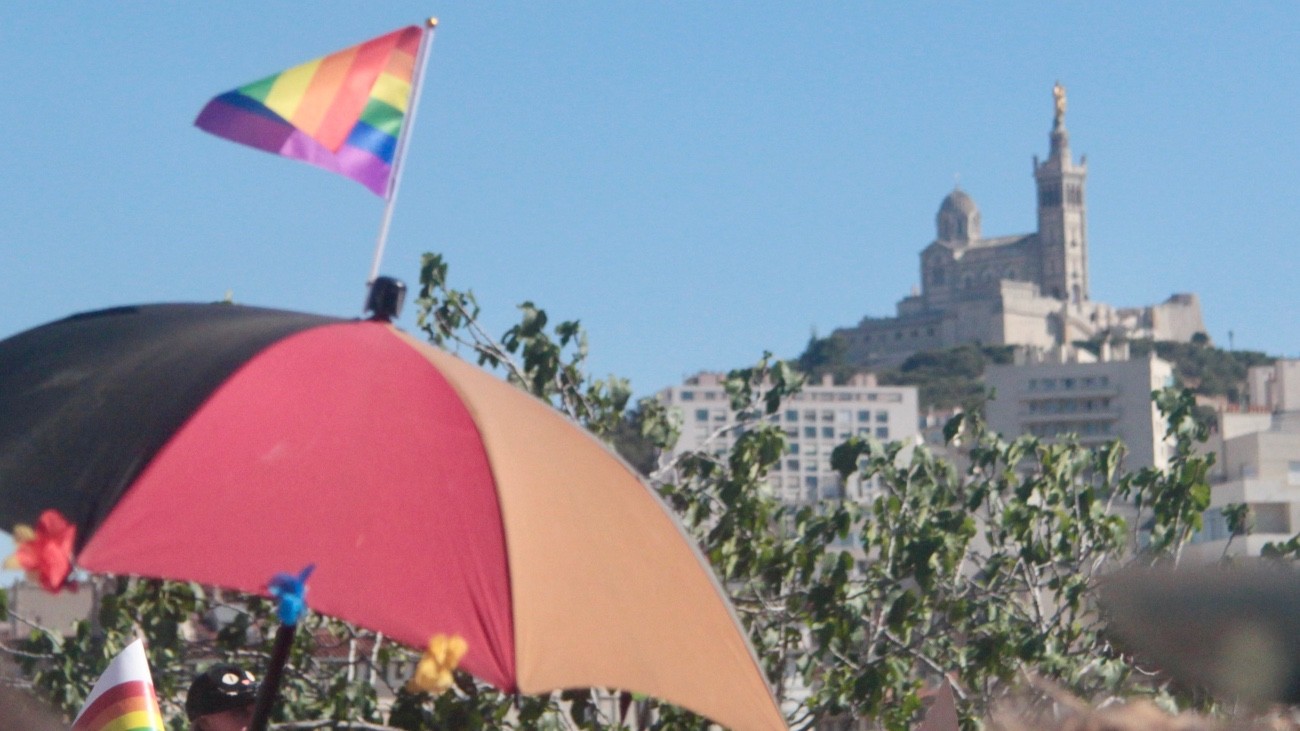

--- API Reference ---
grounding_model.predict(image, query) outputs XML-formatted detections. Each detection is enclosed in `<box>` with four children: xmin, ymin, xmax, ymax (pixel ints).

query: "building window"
<box><xmin>785</xmin><ymin>409</ymin><xmax>798</xmax><ymax>422</ymax></box>
<box><xmin>803</xmin><ymin>426</ymin><xmax>816</xmax><ymax>438</ymax></box>
<box><xmin>837</xmin><ymin>410</ymin><xmax>852</xmax><ymax>423</ymax></box>
<box><xmin>876</xmin><ymin>427</ymin><xmax>889</xmax><ymax>439</ymax></box>
<box><xmin>821</xmin><ymin>410</ymin><xmax>834</xmax><ymax>422</ymax></box>
<box><xmin>876</xmin><ymin>411</ymin><xmax>889</xmax><ymax>423</ymax></box>
<box><xmin>680</xmin><ymin>391</ymin><xmax>695</xmax><ymax>401</ymax></box>
<box><xmin>857</xmin><ymin>410</ymin><xmax>870</xmax><ymax>422</ymax></box>
<box><xmin>1199</xmin><ymin>508</ymin><xmax>1230</xmax><ymax>542</ymax></box>
<box><xmin>1289</xmin><ymin>461</ymin><xmax>1300</xmax><ymax>485</ymax></box>
<box><xmin>786</xmin><ymin>459</ymin><xmax>800</xmax><ymax>471</ymax></box>
<box><xmin>787</xmin><ymin>443</ymin><xmax>800</xmax><ymax>455</ymax></box>
<box><xmin>695</xmin><ymin>409</ymin><xmax>708</xmax><ymax>421</ymax></box>
<box><xmin>821</xmin><ymin>426</ymin><xmax>835</xmax><ymax>438</ymax></box>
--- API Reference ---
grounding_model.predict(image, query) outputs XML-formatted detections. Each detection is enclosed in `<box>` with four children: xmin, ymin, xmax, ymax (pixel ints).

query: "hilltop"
<box><xmin>796</xmin><ymin>334</ymin><xmax>1274</xmax><ymax>413</ymax></box>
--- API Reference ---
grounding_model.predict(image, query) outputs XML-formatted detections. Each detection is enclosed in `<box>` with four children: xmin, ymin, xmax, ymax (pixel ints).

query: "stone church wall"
<box><xmin>1147</xmin><ymin>293</ymin><xmax>1206</xmax><ymax>342</ymax></box>
<box><xmin>827</xmin><ymin>87</ymin><xmax>1204</xmax><ymax>368</ymax></box>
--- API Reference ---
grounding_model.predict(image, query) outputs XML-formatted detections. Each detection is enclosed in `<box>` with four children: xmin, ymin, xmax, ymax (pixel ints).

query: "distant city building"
<box><xmin>1244</xmin><ymin>359</ymin><xmax>1300</xmax><ymax>414</ymax></box>
<box><xmin>833</xmin><ymin>84</ymin><xmax>1205</xmax><ymax>366</ymax></box>
<box><xmin>656</xmin><ymin>372</ymin><xmax>918</xmax><ymax>504</ymax></box>
<box><xmin>1190</xmin><ymin>359</ymin><xmax>1300</xmax><ymax>560</ymax></box>
<box><xmin>2</xmin><ymin>579</ymin><xmax>92</xmax><ymax>641</ymax></box>
<box><xmin>983</xmin><ymin>343</ymin><xmax>1176</xmax><ymax>470</ymax></box>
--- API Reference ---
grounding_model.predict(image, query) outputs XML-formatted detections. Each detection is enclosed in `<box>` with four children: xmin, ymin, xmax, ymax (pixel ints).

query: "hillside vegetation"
<box><xmin>796</xmin><ymin>334</ymin><xmax>1275</xmax><ymax>411</ymax></box>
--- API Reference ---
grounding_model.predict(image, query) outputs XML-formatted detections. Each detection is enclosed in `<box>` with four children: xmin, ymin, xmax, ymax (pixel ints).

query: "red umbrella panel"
<box><xmin>0</xmin><ymin>303</ymin><xmax>786</xmax><ymax>731</ymax></box>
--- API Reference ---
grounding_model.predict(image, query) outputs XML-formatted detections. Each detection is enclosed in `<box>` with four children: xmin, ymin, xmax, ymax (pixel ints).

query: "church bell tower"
<box><xmin>1033</xmin><ymin>82</ymin><xmax>1089</xmax><ymax>303</ymax></box>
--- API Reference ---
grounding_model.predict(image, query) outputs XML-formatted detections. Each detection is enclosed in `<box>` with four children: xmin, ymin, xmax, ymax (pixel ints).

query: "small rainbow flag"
<box><xmin>72</xmin><ymin>639</ymin><xmax>165</xmax><ymax>731</ymax></box>
<box><xmin>196</xmin><ymin>25</ymin><xmax>426</xmax><ymax>197</ymax></box>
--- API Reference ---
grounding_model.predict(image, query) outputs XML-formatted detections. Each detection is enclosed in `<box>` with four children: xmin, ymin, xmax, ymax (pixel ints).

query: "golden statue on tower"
<box><xmin>1053</xmin><ymin>81</ymin><xmax>1067</xmax><ymax>127</ymax></box>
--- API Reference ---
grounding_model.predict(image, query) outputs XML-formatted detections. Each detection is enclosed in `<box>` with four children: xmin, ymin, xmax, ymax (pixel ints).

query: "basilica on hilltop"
<box><xmin>833</xmin><ymin>84</ymin><xmax>1205</xmax><ymax>366</ymax></box>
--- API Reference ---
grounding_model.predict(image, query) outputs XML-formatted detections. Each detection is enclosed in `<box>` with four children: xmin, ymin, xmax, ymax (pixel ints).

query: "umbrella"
<box><xmin>0</xmin><ymin>301</ymin><xmax>787</xmax><ymax>731</ymax></box>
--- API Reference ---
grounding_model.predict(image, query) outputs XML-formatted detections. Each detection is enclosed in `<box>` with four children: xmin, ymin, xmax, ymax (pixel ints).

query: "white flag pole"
<box><xmin>367</xmin><ymin>18</ymin><xmax>438</xmax><ymax>285</ymax></box>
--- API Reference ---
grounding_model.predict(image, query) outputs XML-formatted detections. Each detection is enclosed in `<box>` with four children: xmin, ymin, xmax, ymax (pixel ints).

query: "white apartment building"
<box><xmin>656</xmin><ymin>372</ymin><xmax>918</xmax><ymax>504</ymax></box>
<box><xmin>1189</xmin><ymin>360</ymin><xmax>1300</xmax><ymax>560</ymax></box>
<box><xmin>983</xmin><ymin>343</ymin><xmax>1176</xmax><ymax>470</ymax></box>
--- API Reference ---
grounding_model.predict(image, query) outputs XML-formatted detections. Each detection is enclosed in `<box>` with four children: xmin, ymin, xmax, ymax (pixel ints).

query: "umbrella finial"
<box><xmin>365</xmin><ymin>276</ymin><xmax>407</xmax><ymax>322</ymax></box>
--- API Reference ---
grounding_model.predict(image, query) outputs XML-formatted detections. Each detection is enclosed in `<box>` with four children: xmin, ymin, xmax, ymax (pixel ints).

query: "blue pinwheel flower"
<box><xmin>267</xmin><ymin>564</ymin><xmax>315</xmax><ymax>626</ymax></box>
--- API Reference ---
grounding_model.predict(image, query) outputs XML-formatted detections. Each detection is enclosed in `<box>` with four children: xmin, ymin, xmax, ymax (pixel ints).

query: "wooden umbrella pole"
<box><xmin>249</xmin><ymin>623</ymin><xmax>298</xmax><ymax>731</ymax></box>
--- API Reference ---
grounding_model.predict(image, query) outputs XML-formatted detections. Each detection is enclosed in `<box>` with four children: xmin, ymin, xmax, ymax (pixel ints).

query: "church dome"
<box><xmin>936</xmin><ymin>188</ymin><xmax>981</xmax><ymax>242</ymax></box>
<box><xmin>939</xmin><ymin>189</ymin><xmax>978</xmax><ymax>215</ymax></box>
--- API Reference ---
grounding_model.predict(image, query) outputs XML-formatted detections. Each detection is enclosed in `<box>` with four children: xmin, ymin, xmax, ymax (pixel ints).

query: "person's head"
<box><xmin>186</xmin><ymin>663</ymin><xmax>259</xmax><ymax>731</ymax></box>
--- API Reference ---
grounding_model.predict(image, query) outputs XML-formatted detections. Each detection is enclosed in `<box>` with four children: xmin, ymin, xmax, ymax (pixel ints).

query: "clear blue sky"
<box><xmin>2</xmin><ymin>4</ymin><xmax>1299</xmax><ymax>576</ymax></box>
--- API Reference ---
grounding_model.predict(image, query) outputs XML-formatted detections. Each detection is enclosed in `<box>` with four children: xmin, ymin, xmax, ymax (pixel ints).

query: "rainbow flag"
<box><xmin>72</xmin><ymin>639</ymin><xmax>165</xmax><ymax>731</ymax></box>
<box><xmin>196</xmin><ymin>25</ymin><xmax>425</xmax><ymax>197</ymax></box>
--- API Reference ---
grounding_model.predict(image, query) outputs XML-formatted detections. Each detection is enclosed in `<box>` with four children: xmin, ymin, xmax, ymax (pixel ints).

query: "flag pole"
<box><xmin>367</xmin><ymin>17</ymin><xmax>438</xmax><ymax>285</ymax></box>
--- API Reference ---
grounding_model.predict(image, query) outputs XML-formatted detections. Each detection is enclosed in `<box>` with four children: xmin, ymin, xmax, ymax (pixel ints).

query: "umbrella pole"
<box><xmin>249</xmin><ymin>623</ymin><xmax>297</xmax><ymax>731</ymax></box>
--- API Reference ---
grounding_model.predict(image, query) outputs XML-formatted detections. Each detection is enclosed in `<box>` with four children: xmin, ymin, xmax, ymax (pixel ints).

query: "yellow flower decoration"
<box><xmin>407</xmin><ymin>634</ymin><xmax>468</xmax><ymax>693</ymax></box>
<box><xmin>2</xmin><ymin>524</ymin><xmax>35</xmax><ymax>570</ymax></box>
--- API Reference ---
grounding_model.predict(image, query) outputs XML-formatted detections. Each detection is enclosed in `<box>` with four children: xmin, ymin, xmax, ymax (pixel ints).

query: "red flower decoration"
<box><xmin>5</xmin><ymin>509</ymin><xmax>77</xmax><ymax>593</ymax></box>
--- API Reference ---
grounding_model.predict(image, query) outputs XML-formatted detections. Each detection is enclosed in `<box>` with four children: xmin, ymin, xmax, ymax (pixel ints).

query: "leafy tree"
<box><xmin>797</xmin><ymin>333</ymin><xmax>855</xmax><ymax>385</ymax></box>
<box><xmin>5</xmin><ymin>253</ymin><xmax>1224</xmax><ymax>730</ymax></box>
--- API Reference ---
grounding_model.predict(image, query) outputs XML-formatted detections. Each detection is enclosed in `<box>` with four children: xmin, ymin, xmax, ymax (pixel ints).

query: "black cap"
<box><xmin>186</xmin><ymin>663</ymin><xmax>258</xmax><ymax>721</ymax></box>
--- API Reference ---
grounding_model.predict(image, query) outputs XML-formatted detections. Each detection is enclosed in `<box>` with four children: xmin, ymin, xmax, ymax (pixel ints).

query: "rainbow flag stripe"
<box><xmin>71</xmin><ymin>680</ymin><xmax>164</xmax><ymax>731</ymax></box>
<box><xmin>196</xmin><ymin>25</ymin><xmax>424</xmax><ymax>196</ymax></box>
